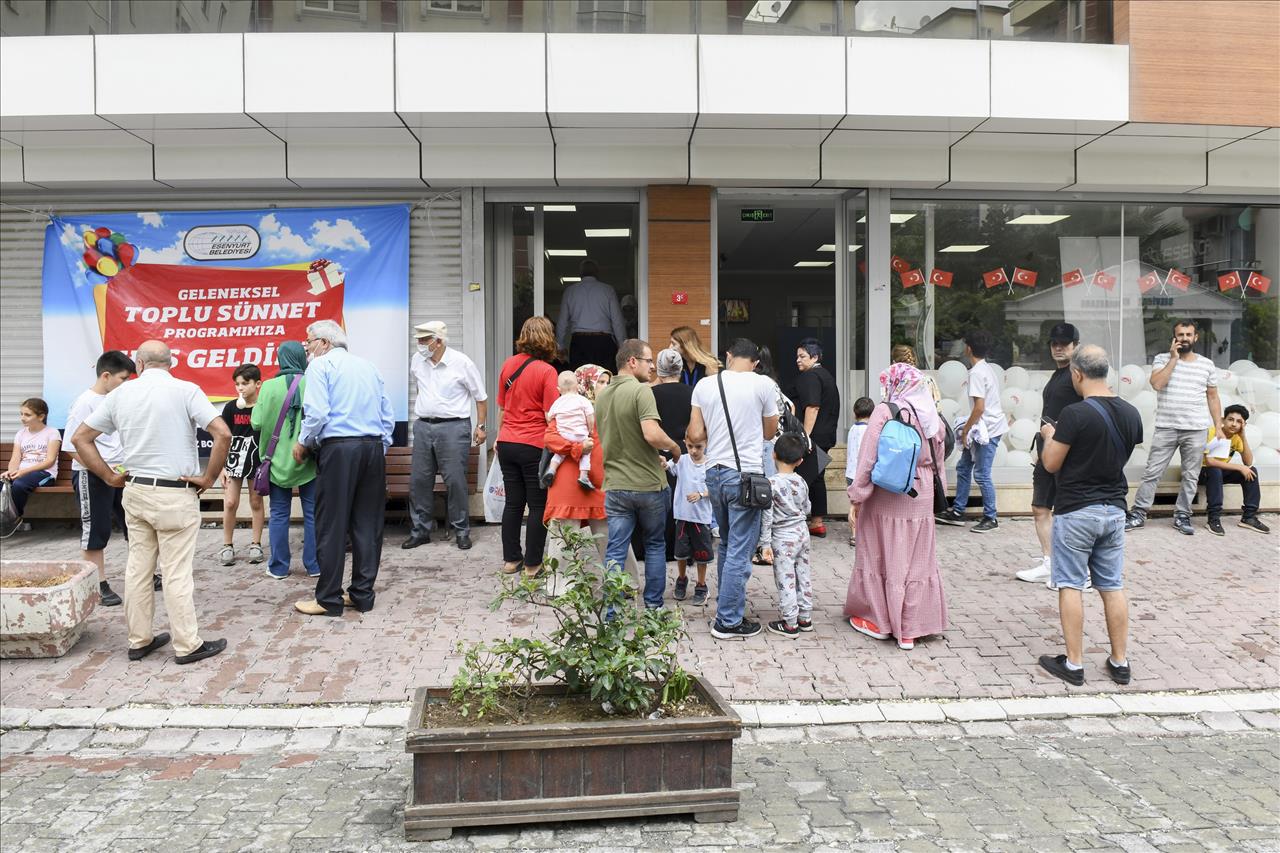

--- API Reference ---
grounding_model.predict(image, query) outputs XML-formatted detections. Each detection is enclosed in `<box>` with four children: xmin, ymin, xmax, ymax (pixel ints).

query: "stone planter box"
<box><xmin>0</xmin><ymin>560</ymin><xmax>99</xmax><ymax>658</ymax></box>
<box><xmin>404</xmin><ymin>676</ymin><xmax>741</xmax><ymax>841</ymax></box>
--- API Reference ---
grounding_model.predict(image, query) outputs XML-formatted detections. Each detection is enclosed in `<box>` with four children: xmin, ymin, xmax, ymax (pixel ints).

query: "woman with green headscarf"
<box><xmin>251</xmin><ymin>340</ymin><xmax>320</xmax><ymax>579</ymax></box>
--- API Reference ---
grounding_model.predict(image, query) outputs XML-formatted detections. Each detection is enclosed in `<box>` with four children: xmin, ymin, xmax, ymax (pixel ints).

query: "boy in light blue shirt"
<box><xmin>668</xmin><ymin>438</ymin><xmax>713</xmax><ymax>606</ymax></box>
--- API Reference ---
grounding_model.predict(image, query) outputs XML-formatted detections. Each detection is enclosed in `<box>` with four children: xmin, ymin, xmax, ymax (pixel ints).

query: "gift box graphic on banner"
<box><xmin>100</xmin><ymin>262</ymin><xmax>345</xmax><ymax>398</ymax></box>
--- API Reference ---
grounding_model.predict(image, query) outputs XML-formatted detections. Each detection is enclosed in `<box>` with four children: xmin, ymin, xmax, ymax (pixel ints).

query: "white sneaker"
<box><xmin>1016</xmin><ymin>558</ymin><xmax>1050</xmax><ymax>584</ymax></box>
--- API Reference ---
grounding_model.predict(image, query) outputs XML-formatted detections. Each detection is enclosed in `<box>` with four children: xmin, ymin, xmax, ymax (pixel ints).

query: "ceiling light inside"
<box><xmin>584</xmin><ymin>228</ymin><xmax>631</xmax><ymax>238</ymax></box>
<box><xmin>1007</xmin><ymin>214</ymin><xmax>1070</xmax><ymax>225</ymax></box>
<box><xmin>523</xmin><ymin>206</ymin><xmax>536</xmax><ymax>212</ymax></box>
<box><xmin>854</xmin><ymin>213</ymin><xmax>916</xmax><ymax>224</ymax></box>
<box><xmin>543</xmin><ymin>204</ymin><xmax>577</xmax><ymax>212</ymax></box>
<box><xmin>939</xmin><ymin>244</ymin><xmax>990</xmax><ymax>253</ymax></box>
<box><xmin>545</xmin><ymin>249</ymin><xmax>588</xmax><ymax>257</ymax></box>
<box><xmin>560</xmin><ymin>277</ymin><xmax>581</xmax><ymax>284</ymax></box>
<box><xmin>817</xmin><ymin>244</ymin><xmax>862</xmax><ymax>252</ymax></box>
<box><xmin>794</xmin><ymin>261</ymin><xmax>833</xmax><ymax>268</ymax></box>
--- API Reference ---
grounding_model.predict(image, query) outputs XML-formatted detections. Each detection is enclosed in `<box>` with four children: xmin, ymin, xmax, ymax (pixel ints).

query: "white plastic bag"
<box><xmin>482</xmin><ymin>457</ymin><xmax>505</xmax><ymax>524</ymax></box>
<box><xmin>0</xmin><ymin>480</ymin><xmax>20</xmax><ymax>539</ymax></box>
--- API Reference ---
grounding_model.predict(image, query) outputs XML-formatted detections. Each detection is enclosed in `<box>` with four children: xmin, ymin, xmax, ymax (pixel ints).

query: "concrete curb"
<box><xmin>2</xmin><ymin>689</ymin><xmax>1276</xmax><ymax>732</ymax></box>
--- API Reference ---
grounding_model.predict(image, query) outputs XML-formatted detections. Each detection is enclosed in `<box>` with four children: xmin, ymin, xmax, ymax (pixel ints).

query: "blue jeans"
<box><xmin>953</xmin><ymin>440</ymin><xmax>998</xmax><ymax>519</ymax></box>
<box><xmin>268</xmin><ymin>480</ymin><xmax>319</xmax><ymax>577</ymax></box>
<box><xmin>706</xmin><ymin>465</ymin><xmax>764</xmax><ymax>628</ymax></box>
<box><xmin>604</xmin><ymin>489</ymin><xmax>669</xmax><ymax>608</ymax></box>
<box><xmin>1050</xmin><ymin>504</ymin><xmax>1125</xmax><ymax>591</ymax></box>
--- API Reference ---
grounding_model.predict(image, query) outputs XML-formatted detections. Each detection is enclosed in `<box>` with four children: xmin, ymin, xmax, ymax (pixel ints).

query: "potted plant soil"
<box><xmin>404</xmin><ymin>526</ymin><xmax>741</xmax><ymax>841</ymax></box>
<box><xmin>1</xmin><ymin>560</ymin><xmax>100</xmax><ymax>658</ymax></box>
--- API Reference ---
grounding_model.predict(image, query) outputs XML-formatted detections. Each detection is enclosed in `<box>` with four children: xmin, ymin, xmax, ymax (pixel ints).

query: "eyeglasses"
<box><xmin>635</xmin><ymin>357</ymin><xmax>654</xmax><ymax>364</ymax></box>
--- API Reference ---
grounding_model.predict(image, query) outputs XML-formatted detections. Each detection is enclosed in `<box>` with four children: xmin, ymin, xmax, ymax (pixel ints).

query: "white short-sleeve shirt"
<box><xmin>66</xmin><ymin>389</ymin><xmax>125</xmax><ymax>471</ymax></box>
<box><xmin>967</xmin><ymin>360</ymin><xmax>1008</xmax><ymax>439</ymax></box>
<box><xmin>690</xmin><ymin>371</ymin><xmax>780</xmax><ymax>474</ymax></box>
<box><xmin>83</xmin><ymin>369</ymin><xmax>220</xmax><ymax>479</ymax></box>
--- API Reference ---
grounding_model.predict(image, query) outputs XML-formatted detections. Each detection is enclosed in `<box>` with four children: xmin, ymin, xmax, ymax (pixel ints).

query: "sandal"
<box><xmin>751</xmin><ymin>547</ymin><xmax>772</xmax><ymax>566</ymax></box>
<box><xmin>522</xmin><ymin>565</ymin><xmax>546</xmax><ymax>580</ymax></box>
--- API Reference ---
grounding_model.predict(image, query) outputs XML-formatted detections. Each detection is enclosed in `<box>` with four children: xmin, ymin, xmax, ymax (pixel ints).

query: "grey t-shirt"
<box><xmin>1151</xmin><ymin>353</ymin><xmax>1217</xmax><ymax>430</ymax></box>
<box><xmin>84</xmin><ymin>369</ymin><xmax>220</xmax><ymax>479</ymax></box>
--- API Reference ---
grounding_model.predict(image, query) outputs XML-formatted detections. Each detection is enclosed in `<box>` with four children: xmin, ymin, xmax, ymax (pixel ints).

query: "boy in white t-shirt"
<box><xmin>542</xmin><ymin>371</ymin><xmax>596</xmax><ymax>490</ymax></box>
<box><xmin>63</xmin><ymin>351</ymin><xmax>139</xmax><ymax>607</ymax></box>
<box><xmin>844</xmin><ymin>397</ymin><xmax>874</xmax><ymax>547</ymax></box>
<box><xmin>937</xmin><ymin>329</ymin><xmax>1006</xmax><ymax>532</ymax></box>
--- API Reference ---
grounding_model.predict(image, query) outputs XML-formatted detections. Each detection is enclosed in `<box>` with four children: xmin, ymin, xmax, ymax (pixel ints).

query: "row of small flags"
<box><xmin>891</xmin><ymin>255</ymin><xmax>1271</xmax><ymax>294</ymax></box>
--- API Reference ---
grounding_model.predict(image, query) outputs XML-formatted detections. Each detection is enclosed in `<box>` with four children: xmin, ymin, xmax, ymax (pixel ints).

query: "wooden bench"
<box><xmin>5</xmin><ymin>441</ymin><xmax>482</xmax><ymax>521</ymax></box>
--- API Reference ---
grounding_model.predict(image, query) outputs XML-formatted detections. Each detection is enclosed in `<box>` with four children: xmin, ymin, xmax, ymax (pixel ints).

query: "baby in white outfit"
<box><xmin>544</xmin><ymin>371</ymin><xmax>596</xmax><ymax>490</ymax></box>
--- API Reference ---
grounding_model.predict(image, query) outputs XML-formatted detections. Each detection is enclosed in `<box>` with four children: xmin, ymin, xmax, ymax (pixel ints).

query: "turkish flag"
<box><xmin>1091</xmin><ymin>270</ymin><xmax>1116</xmax><ymax>290</ymax></box>
<box><xmin>901</xmin><ymin>268</ymin><xmax>926</xmax><ymax>288</ymax></box>
<box><xmin>1012</xmin><ymin>267</ymin><xmax>1038</xmax><ymax>287</ymax></box>
<box><xmin>1137</xmin><ymin>271</ymin><xmax>1160</xmax><ymax>294</ymax></box>
<box><xmin>1062</xmin><ymin>268</ymin><xmax>1085</xmax><ymax>288</ymax></box>
<box><xmin>1245</xmin><ymin>271</ymin><xmax>1271</xmax><ymax>294</ymax></box>
<box><xmin>929</xmin><ymin>268</ymin><xmax>953</xmax><ymax>288</ymax></box>
<box><xmin>1166</xmin><ymin>268</ymin><xmax>1190</xmax><ymax>291</ymax></box>
<box><xmin>1218</xmin><ymin>271</ymin><xmax>1242</xmax><ymax>292</ymax></box>
<box><xmin>983</xmin><ymin>268</ymin><xmax>1008</xmax><ymax>288</ymax></box>
<box><xmin>891</xmin><ymin>255</ymin><xmax>911</xmax><ymax>274</ymax></box>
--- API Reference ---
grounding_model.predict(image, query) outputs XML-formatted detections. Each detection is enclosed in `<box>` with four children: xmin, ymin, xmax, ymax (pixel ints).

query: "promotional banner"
<box><xmin>42</xmin><ymin>205</ymin><xmax>410</xmax><ymax>429</ymax></box>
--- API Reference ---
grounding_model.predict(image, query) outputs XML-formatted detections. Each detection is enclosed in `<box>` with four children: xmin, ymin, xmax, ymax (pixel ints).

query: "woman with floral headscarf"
<box><xmin>843</xmin><ymin>363</ymin><xmax>948</xmax><ymax>651</ymax></box>
<box><xmin>541</xmin><ymin>363</ymin><xmax>609</xmax><ymax>571</ymax></box>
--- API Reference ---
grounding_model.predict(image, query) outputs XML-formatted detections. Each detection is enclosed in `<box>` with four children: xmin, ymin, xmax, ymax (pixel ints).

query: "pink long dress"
<box><xmin>843</xmin><ymin>403</ymin><xmax>948</xmax><ymax>640</ymax></box>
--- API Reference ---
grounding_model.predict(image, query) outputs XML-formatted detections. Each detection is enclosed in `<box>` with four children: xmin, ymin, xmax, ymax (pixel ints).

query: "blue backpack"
<box><xmin>871</xmin><ymin>403</ymin><xmax>923</xmax><ymax>497</ymax></box>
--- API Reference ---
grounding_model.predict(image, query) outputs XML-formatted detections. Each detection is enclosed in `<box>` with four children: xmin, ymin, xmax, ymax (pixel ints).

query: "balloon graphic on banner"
<box><xmin>78</xmin><ymin>225</ymin><xmax>138</xmax><ymax>279</ymax></box>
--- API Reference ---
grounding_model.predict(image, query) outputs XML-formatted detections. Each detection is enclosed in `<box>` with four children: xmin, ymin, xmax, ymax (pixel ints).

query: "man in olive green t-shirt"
<box><xmin>595</xmin><ymin>339</ymin><xmax>682</xmax><ymax>608</ymax></box>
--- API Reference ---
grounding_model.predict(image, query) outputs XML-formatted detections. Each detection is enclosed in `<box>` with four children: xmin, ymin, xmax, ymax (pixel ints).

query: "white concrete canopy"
<box><xmin>95</xmin><ymin>34</ymin><xmax>251</xmax><ymax>130</ymax></box>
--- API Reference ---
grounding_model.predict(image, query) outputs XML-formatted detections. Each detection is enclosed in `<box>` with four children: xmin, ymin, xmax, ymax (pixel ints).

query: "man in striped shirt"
<box><xmin>1126</xmin><ymin>320</ymin><xmax>1222</xmax><ymax>536</ymax></box>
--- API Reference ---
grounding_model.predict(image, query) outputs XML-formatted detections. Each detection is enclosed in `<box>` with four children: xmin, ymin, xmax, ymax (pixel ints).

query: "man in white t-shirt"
<box><xmin>686</xmin><ymin>338</ymin><xmax>780</xmax><ymax>640</ymax></box>
<box><xmin>73</xmin><ymin>340</ymin><xmax>231</xmax><ymax>666</ymax></box>
<box><xmin>937</xmin><ymin>329</ymin><xmax>1007</xmax><ymax>532</ymax></box>
<box><xmin>1126</xmin><ymin>319</ymin><xmax>1222</xmax><ymax>536</ymax></box>
<box><xmin>65</xmin><ymin>350</ymin><xmax>136</xmax><ymax>608</ymax></box>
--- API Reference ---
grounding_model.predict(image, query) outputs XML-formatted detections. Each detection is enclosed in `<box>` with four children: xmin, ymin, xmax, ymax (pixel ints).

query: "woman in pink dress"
<box><xmin>844</xmin><ymin>363</ymin><xmax>948</xmax><ymax>650</ymax></box>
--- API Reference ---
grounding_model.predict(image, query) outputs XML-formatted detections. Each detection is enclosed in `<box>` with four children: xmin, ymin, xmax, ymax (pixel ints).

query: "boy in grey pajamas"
<box><xmin>759</xmin><ymin>433</ymin><xmax>813</xmax><ymax>638</ymax></box>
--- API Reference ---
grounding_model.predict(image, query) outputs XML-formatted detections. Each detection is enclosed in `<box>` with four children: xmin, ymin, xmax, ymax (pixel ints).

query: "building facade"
<box><xmin>2</xmin><ymin>0</ymin><xmax>1278</xmax><ymax>506</ymax></box>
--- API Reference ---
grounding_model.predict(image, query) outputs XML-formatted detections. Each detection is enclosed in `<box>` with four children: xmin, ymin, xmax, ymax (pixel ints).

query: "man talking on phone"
<box><xmin>1126</xmin><ymin>319</ymin><xmax>1222</xmax><ymax>536</ymax></box>
<box><xmin>1017</xmin><ymin>323</ymin><xmax>1082</xmax><ymax>585</ymax></box>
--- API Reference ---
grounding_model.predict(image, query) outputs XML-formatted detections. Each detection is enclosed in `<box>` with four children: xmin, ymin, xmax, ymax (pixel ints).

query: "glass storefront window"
<box><xmin>888</xmin><ymin>199</ymin><xmax>1280</xmax><ymax>484</ymax></box>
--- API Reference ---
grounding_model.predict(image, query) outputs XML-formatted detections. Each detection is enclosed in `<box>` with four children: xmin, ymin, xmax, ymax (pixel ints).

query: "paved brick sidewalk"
<box><xmin>1</xmin><ymin>516</ymin><xmax>1276</xmax><ymax>708</ymax></box>
<box><xmin>1</xmin><ymin>720</ymin><xmax>1277</xmax><ymax>852</ymax></box>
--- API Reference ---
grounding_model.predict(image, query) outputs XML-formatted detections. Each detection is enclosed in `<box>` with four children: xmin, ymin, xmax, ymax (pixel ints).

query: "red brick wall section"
<box><xmin>646</xmin><ymin>186</ymin><xmax>712</xmax><ymax>354</ymax></box>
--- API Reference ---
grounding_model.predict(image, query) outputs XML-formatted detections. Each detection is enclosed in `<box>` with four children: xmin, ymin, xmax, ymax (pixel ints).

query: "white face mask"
<box><xmin>417</xmin><ymin>344</ymin><xmax>431</xmax><ymax>358</ymax></box>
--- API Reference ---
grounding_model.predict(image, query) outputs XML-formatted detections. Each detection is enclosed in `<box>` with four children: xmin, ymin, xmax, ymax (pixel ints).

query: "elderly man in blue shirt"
<box><xmin>292</xmin><ymin>319</ymin><xmax>396</xmax><ymax>617</ymax></box>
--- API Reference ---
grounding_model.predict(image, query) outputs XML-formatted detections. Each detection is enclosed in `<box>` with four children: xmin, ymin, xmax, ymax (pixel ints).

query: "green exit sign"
<box><xmin>740</xmin><ymin>208</ymin><xmax>774</xmax><ymax>222</ymax></box>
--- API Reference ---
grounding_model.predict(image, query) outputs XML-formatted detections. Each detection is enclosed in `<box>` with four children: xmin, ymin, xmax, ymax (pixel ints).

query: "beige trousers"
<box><xmin>122</xmin><ymin>483</ymin><xmax>202</xmax><ymax>656</ymax></box>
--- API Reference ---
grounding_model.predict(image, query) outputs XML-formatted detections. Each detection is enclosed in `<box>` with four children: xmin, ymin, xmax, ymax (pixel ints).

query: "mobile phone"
<box><xmin>1040</xmin><ymin>416</ymin><xmax>1056</xmax><ymax>427</ymax></box>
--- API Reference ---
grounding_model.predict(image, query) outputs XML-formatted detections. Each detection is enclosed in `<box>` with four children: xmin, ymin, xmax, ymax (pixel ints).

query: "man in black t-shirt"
<box><xmin>1017</xmin><ymin>323</ymin><xmax>1083</xmax><ymax>585</ymax></box>
<box><xmin>794</xmin><ymin>338</ymin><xmax>840</xmax><ymax>536</ymax></box>
<box><xmin>1038</xmin><ymin>345</ymin><xmax>1142</xmax><ymax>687</ymax></box>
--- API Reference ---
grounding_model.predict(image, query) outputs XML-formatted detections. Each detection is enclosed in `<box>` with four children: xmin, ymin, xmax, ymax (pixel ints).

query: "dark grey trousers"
<box><xmin>314</xmin><ymin>437</ymin><xmax>385</xmax><ymax>614</ymax></box>
<box><xmin>409</xmin><ymin>418</ymin><xmax>471</xmax><ymax>537</ymax></box>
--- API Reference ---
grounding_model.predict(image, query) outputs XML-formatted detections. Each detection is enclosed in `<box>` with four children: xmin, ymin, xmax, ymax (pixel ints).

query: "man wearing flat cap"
<box><xmin>405</xmin><ymin>321</ymin><xmax>487</xmax><ymax>551</ymax></box>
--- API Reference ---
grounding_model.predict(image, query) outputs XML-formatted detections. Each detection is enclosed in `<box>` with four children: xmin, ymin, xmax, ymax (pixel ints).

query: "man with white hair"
<box><xmin>404</xmin><ymin>320</ymin><xmax>487</xmax><ymax>552</ymax></box>
<box><xmin>293</xmin><ymin>320</ymin><xmax>395</xmax><ymax>617</ymax></box>
<box><xmin>72</xmin><ymin>339</ymin><xmax>231</xmax><ymax>665</ymax></box>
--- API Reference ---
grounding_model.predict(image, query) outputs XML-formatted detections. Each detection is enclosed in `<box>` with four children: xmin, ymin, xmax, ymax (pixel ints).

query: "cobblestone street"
<box><xmin>1</xmin><ymin>517</ymin><xmax>1276</xmax><ymax>708</ymax></box>
<box><xmin>2</xmin><ymin>717</ymin><xmax>1277</xmax><ymax>852</ymax></box>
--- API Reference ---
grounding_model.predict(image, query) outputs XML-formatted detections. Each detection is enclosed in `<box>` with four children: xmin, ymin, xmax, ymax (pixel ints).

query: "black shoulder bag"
<box><xmin>717</xmin><ymin>372</ymin><xmax>772</xmax><ymax>509</ymax></box>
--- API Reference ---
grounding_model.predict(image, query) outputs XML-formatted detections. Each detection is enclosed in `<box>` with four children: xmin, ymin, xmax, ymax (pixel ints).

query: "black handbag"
<box><xmin>717</xmin><ymin>372</ymin><xmax>773</xmax><ymax>510</ymax></box>
<box><xmin>896</xmin><ymin>402</ymin><xmax>947</xmax><ymax>514</ymax></box>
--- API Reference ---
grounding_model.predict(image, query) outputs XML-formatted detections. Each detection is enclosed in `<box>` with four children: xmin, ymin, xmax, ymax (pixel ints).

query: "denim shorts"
<box><xmin>1051</xmin><ymin>504</ymin><xmax>1126</xmax><ymax>591</ymax></box>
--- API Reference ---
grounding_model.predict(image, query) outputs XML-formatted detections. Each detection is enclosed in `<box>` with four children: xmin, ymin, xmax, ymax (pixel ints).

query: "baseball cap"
<box><xmin>414</xmin><ymin>321</ymin><xmax>447</xmax><ymax>339</ymax></box>
<box><xmin>1048</xmin><ymin>322</ymin><xmax>1079</xmax><ymax>344</ymax></box>
<box><xmin>656</xmin><ymin>348</ymin><xmax>683</xmax><ymax>378</ymax></box>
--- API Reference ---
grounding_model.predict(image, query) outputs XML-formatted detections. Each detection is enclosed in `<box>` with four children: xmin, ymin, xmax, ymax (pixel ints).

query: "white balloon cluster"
<box><xmin>925</xmin><ymin>358</ymin><xmax>1280</xmax><ymax>478</ymax></box>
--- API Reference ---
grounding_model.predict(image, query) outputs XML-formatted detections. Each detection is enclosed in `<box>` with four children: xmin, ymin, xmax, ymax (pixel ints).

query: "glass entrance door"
<box><xmin>492</xmin><ymin>202</ymin><xmax>640</xmax><ymax>364</ymax></box>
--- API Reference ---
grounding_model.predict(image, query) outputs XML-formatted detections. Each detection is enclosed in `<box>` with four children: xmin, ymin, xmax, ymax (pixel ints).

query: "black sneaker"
<box><xmin>1124</xmin><ymin>512</ymin><xmax>1145</xmax><ymax>531</ymax></box>
<box><xmin>935</xmin><ymin>508</ymin><xmax>966</xmax><ymax>526</ymax></box>
<box><xmin>1238</xmin><ymin>516</ymin><xmax>1271</xmax><ymax>535</ymax></box>
<box><xmin>175</xmin><ymin>638</ymin><xmax>228</xmax><ymax>665</ymax></box>
<box><xmin>1105</xmin><ymin>658</ymin><xmax>1132</xmax><ymax>685</ymax></box>
<box><xmin>1172</xmin><ymin>514</ymin><xmax>1194</xmax><ymax>536</ymax></box>
<box><xmin>972</xmin><ymin>517</ymin><xmax>999</xmax><ymax>533</ymax></box>
<box><xmin>766</xmin><ymin>620</ymin><xmax>799</xmax><ymax>638</ymax></box>
<box><xmin>711</xmin><ymin>618</ymin><xmax>761</xmax><ymax>640</ymax></box>
<box><xmin>1038</xmin><ymin>653</ymin><xmax>1084</xmax><ymax>686</ymax></box>
<box><xmin>127</xmin><ymin>632</ymin><xmax>170</xmax><ymax>661</ymax></box>
<box><xmin>99</xmin><ymin>581</ymin><xmax>122</xmax><ymax>607</ymax></box>
<box><xmin>673</xmin><ymin>576</ymin><xmax>689</xmax><ymax>600</ymax></box>
<box><xmin>691</xmin><ymin>585</ymin><xmax>708</xmax><ymax>606</ymax></box>
<box><xmin>1207</xmin><ymin>518</ymin><xmax>1225</xmax><ymax>536</ymax></box>
<box><xmin>797</xmin><ymin>617</ymin><xmax>814</xmax><ymax>632</ymax></box>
